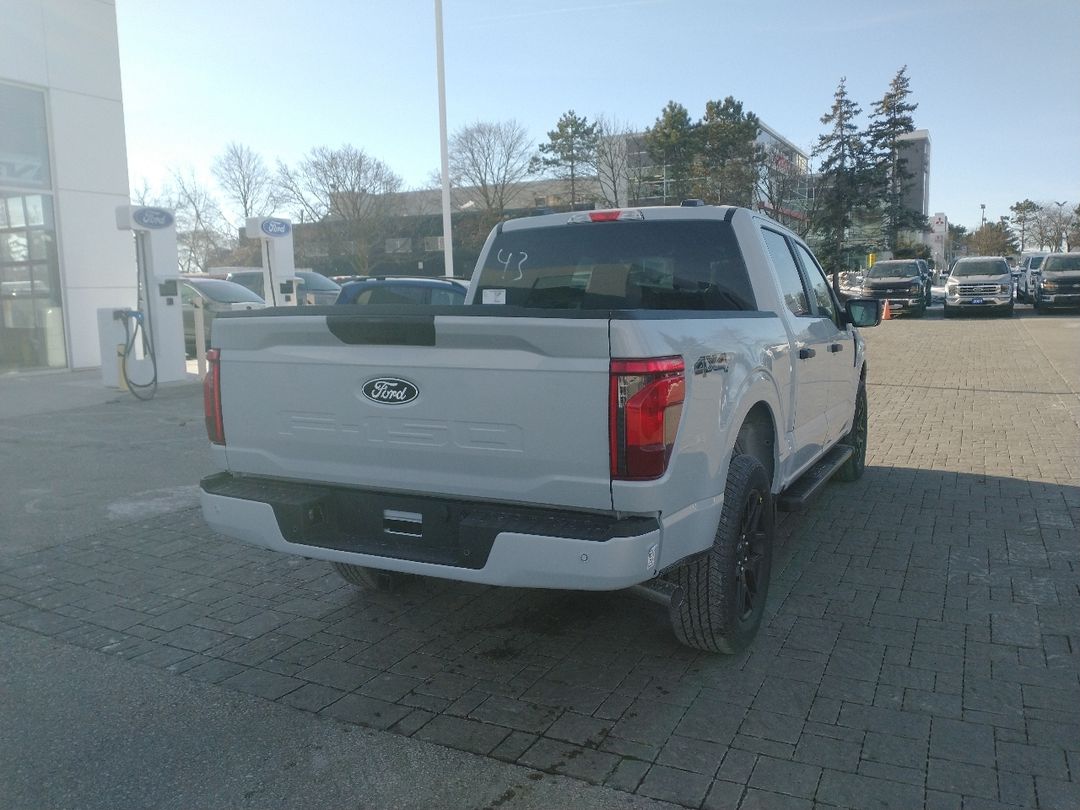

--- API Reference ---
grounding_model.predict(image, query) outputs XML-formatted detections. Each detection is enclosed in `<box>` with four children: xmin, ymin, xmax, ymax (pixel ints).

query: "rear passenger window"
<box><xmin>472</xmin><ymin>220</ymin><xmax>755</xmax><ymax>311</ymax></box>
<box><xmin>793</xmin><ymin>242</ymin><xmax>838</xmax><ymax>323</ymax></box>
<box><xmin>761</xmin><ymin>228</ymin><xmax>810</xmax><ymax>317</ymax></box>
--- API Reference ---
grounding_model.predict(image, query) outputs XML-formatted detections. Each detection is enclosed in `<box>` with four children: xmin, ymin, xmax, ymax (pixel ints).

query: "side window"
<box><xmin>793</xmin><ymin>242</ymin><xmax>838</xmax><ymax>324</ymax></box>
<box><xmin>431</xmin><ymin>288</ymin><xmax>463</xmax><ymax>305</ymax></box>
<box><xmin>180</xmin><ymin>284</ymin><xmax>195</xmax><ymax>306</ymax></box>
<box><xmin>761</xmin><ymin>228</ymin><xmax>810</xmax><ymax>317</ymax></box>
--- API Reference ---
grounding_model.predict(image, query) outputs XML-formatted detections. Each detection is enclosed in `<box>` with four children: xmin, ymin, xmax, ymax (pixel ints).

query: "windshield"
<box><xmin>951</xmin><ymin>259</ymin><xmax>1009</xmax><ymax>277</ymax></box>
<box><xmin>1042</xmin><ymin>255</ymin><xmax>1080</xmax><ymax>273</ymax></box>
<box><xmin>1029</xmin><ymin>256</ymin><xmax>1045</xmax><ymax>270</ymax></box>
<box><xmin>473</xmin><ymin>220</ymin><xmax>755</xmax><ymax>311</ymax></box>
<box><xmin>866</xmin><ymin>261</ymin><xmax>919</xmax><ymax>279</ymax></box>
<box><xmin>185</xmin><ymin>279</ymin><xmax>265</xmax><ymax>304</ymax></box>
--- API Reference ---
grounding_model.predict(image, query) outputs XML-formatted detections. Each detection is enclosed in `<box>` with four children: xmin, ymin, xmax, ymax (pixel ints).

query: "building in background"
<box><xmin>898</xmin><ymin>129</ymin><xmax>931</xmax><ymax>220</ymax></box>
<box><xmin>0</xmin><ymin>0</ymin><xmax>134</xmax><ymax>373</ymax></box>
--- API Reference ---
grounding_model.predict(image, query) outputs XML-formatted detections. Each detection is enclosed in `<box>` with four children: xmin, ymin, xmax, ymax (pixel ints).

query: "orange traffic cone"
<box><xmin>881</xmin><ymin>300</ymin><xmax>892</xmax><ymax>320</ymax></box>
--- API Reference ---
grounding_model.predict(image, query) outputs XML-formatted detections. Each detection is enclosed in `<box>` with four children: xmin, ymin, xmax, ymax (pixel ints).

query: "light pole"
<box><xmin>980</xmin><ymin>203</ymin><xmax>986</xmax><ymax>228</ymax></box>
<box><xmin>1054</xmin><ymin>201</ymin><xmax>1067</xmax><ymax>251</ymax></box>
<box><xmin>435</xmin><ymin>0</ymin><xmax>454</xmax><ymax>277</ymax></box>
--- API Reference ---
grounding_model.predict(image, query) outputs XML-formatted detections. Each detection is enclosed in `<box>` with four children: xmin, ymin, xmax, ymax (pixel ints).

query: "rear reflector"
<box><xmin>203</xmin><ymin>348</ymin><xmax>225</xmax><ymax>445</ymax></box>
<box><xmin>610</xmin><ymin>357</ymin><xmax>685</xmax><ymax>480</ymax></box>
<box><xmin>567</xmin><ymin>209</ymin><xmax>645</xmax><ymax>224</ymax></box>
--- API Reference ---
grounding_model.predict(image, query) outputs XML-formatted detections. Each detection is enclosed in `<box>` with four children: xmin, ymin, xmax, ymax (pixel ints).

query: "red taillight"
<box><xmin>203</xmin><ymin>348</ymin><xmax>225</xmax><ymax>445</ymax></box>
<box><xmin>609</xmin><ymin>357</ymin><xmax>685</xmax><ymax>480</ymax></box>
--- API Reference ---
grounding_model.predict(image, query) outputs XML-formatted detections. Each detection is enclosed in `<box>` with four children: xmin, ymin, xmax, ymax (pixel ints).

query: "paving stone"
<box><xmin>321</xmin><ymin>693</ymin><xmax>412</xmax><ymax>732</ymax></box>
<box><xmin>516</xmin><ymin>737</ymin><xmax>620</xmax><ymax>785</ymax></box>
<box><xmin>413</xmin><ymin>714</ymin><xmax>510</xmax><ymax>756</ymax></box>
<box><xmin>927</xmin><ymin>758</ymin><xmax>998</xmax><ymax>800</ymax></box>
<box><xmin>357</xmin><ymin>672</ymin><xmax>422</xmax><ymax>703</ymax></box>
<box><xmin>490</xmin><ymin>730</ymin><xmax>538</xmax><ymax>763</ymax></box>
<box><xmin>701</xmin><ymin>779</ymin><xmax>744</xmax><ymax>810</ymax></box>
<box><xmin>740</xmin><ymin>787</ymin><xmax>812</xmax><ymax>809</ymax></box>
<box><xmin>929</xmin><ymin>717</ymin><xmax>995</xmax><ymax>766</ymax></box>
<box><xmin>604</xmin><ymin>759</ymin><xmax>650</xmax><ymax>794</ymax></box>
<box><xmin>837</xmin><ymin>703</ymin><xmax>929</xmax><ymax>740</ymax></box>
<box><xmin>180</xmin><ymin>658</ymin><xmax>247</xmax><ymax>684</ymax></box>
<box><xmin>598</xmin><ymin>736</ymin><xmax>658</xmax><ymax>763</ymax></box>
<box><xmin>793</xmin><ymin>733</ymin><xmax>860</xmax><ymax>772</ymax></box>
<box><xmin>279</xmin><ymin>683</ymin><xmax>345</xmax><ymax>713</ymax></box>
<box><xmin>1035</xmin><ymin>775</ymin><xmax>1080</xmax><ymax>810</ymax></box>
<box><xmin>748</xmin><ymin>755</ymin><xmax>821</xmax><ymax>799</ymax></box>
<box><xmin>655</xmin><ymin>734</ymin><xmax>726</xmax><ymax>777</ymax></box>
<box><xmin>469</xmin><ymin>695</ymin><xmax>559</xmax><ymax>735</ymax></box>
<box><xmin>543</xmin><ymin>711</ymin><xmax>611</xmax><ymax>748</ymax></box>
<box><xmin>297</xmin><ymin>658</ymin><xmax>377</xmax><ymax>692</ymax></box>
<box><xmin>220</xmin><ymin>668</ymin><xmax>303</xmax><ymax>701</ymax></box>
<box><xmin>817</xmin><ymin>769</ymin><xmax>923</xmax><ymax>809</ymax></box>
<box><xmin>636</xmin><ymin>764</ymin><xmax>711</xmax><ymax>807</ymax></box>
<box><xmin>610</xmin><ymin>699</ymin><xmax>686</xmax><ymax>746</ymax></box>
<box><xmin>996</xmin><ymin>741</ymin><xmax>1069</xmax><ymax>779</ymax></box>
<box><xmin>739</xmin><ymin>709</ymin><xmax>804</xmax><ymax>745</ymax></box>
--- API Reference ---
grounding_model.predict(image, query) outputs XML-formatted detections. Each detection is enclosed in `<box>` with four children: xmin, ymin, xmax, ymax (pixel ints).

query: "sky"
<box><xmin>116</xmin><ymin>0</ymin><xmax>1080</xmax><ymax>232</ymax></box>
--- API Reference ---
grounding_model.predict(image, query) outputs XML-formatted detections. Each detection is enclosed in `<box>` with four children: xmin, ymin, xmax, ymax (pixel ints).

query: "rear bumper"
<box><xmin>199</xmin><ymin>473</ymin><xmax>669</xmax><ymax>590</ymax></box>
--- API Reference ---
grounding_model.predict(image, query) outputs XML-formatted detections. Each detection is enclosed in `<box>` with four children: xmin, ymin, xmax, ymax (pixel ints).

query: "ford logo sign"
<box><xmin>132</xmin><ymin>207</ymin><xmax>174</xmax><ymax>229</ymax></box>
<box><xmin>362</xmin><ymin>378</ymin><xmax>418</xmax><ymax>405</ymax></box>
<box><xmin>260</xmin><ymin>218</ymin><xmax>291</xmax><ymax>237</ymax></box>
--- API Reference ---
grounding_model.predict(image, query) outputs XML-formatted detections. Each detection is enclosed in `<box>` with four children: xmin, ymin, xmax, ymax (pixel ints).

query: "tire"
<box><xmin>835</xmin><ymin>381</ymin><xmax>868</xmax><ymax>482</ymax></box>
<box><xmin>332</xmin><ymin>562</ymin><xmax>407</xmax><ymax>591</ymax></box>
<box><xmin>668</xmin><ymin>455</ymin><xmax>774</xmax><ymax>654</ymax></box>
<box><xmin>1001</xmin><ymin>303</ymin><xmax>1014</xmax><ymax>317</ymax></box>
<box><xmin>912</xmin><ymin>304</ymin><xmax>926</xmax><ymax>318</ymax></box>
<box><xmin>943</xmin><ymin>304</ymin><xmax>953</xmax><ymax>319</ymax></box>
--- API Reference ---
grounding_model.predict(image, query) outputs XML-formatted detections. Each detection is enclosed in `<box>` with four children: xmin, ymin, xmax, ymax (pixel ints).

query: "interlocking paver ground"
<box><xmin>2</xmin><ymin>307</ymin><xmax>1078</xmax><ymax>808</ymax></box>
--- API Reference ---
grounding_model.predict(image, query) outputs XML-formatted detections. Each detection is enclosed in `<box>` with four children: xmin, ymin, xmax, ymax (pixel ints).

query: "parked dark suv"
<box><xmin>860</xmin><ymin>260</ymin><xmax>928</xmax><ymax>317</ymax></box>
<box><xmin>1033</xmin><ymin>253</ymin><xmax>1080</xmax><ymax>312</ymax></box>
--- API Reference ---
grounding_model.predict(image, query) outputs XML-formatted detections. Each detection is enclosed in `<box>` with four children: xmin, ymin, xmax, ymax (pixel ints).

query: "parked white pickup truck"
<box><xmin>200</xmin><ymin>204</ymin><xmax>881</xmax><ymax>653</ymax></box>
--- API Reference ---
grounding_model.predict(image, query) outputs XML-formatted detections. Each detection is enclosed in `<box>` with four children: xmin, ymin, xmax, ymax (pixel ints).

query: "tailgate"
<box><xmin>213</xmin><ymin>310</ymin><xmax>614</xmax><ymax>512</ymax></box>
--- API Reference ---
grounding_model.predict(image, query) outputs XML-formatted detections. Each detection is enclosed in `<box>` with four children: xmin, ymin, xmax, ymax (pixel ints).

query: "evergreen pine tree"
<box><xmin>694</xmin><ymin>96</ymin><xmax>763</xmax><ymax>208</ymax></box>
<box><xmin>536</xmin><ymin>110</ymin><xmax>599</xmax><ymax>209</ymax></box>
<box><xmin>644</xmin><ymin>101</ymin><xmax>698</xmax><ymax>203</ymax></box>
<box><xmin>812</xmin><ymin>78</ymin><xmax>873</xmax><ymax>272</ymax></box>
<box><xmin>866</xmin><ymin>66</ymin><xmax>924</xmax><ymax>250</ymax></box>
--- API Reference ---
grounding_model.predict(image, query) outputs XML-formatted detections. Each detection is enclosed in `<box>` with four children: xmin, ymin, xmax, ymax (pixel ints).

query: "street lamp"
<box><xmin>980</xmin><ymin>204</ymin><xmax>986</xmax><ymax>228</ymax></box>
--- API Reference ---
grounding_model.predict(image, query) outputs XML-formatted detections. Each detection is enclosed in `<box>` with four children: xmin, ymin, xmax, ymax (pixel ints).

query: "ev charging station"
<box><xmin>97</xmin><ymin>205</ymin><xmax>187</xmax><ymax>395</ymax></box>
<box><xmin>245</xmin><ymin>217</ymin><xmax>298</xmax><ymax>306</ymax></box>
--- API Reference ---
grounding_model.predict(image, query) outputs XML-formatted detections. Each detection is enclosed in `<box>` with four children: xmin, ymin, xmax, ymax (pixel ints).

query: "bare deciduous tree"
<box><xmin>447</xmin><ymin>120</ymin><xmax>534</xmax><ymax>214</ymax></box>
<box><xmin>131</xmin><ymin>172</ymin><xmax>233</xmax><ymax>273</ymax></box>
<box><xmin>170</xmin><ymin>169</ymin><xmax>233</xmax><ymax>273</ymax></box>
<box><xmin>277</xmin><ymin>145</ymin><xmax>402</xmax><ymax>224</ymax></box>
<box><xmin>277</xmin><ymin>145</ymin><xmax>403</xmax><ymax>272</ymax></box>
<box><xmin>757</xmin><ymin>144</ymin><xmax>812</xmax><ymax>234</ymax></box>
<box><xmin>212</xmin><ymin>142</ymin><xmax>277</xmax><ymax>225</ymax></box>
<box><xmin>592</xmin><ymin>115</ymin><xmax>634</xmax><ymax>207</ymax></box>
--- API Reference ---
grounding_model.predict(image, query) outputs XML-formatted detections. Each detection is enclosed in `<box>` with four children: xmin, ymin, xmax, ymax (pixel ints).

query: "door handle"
<box><xmin>828</xmin><ymin>343</ymin><xmax>844</xmax><ymax>353</ymax></box>
<box><xmin>798</xmin><ymin>348</ymin><xmax>816</xmax><ymax>360</ymax></box>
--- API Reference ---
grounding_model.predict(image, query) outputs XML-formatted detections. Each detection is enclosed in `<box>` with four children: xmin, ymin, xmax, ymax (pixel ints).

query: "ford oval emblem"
<box><xmin>132</xmin><ymin>207</ymin><xmax>174</xmax><ymax>229</ymax></box>
<box><xmin>260</xmin><ymin>218</ymin><xmax>291</xmax><ymax>237</ymax></box>
<box><xmin>362</xmin><ymin>378</ymin><xmax>418</xmax><ymax>405</ymax></box>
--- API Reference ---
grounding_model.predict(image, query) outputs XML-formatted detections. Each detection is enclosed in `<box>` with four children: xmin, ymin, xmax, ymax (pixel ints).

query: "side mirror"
<box><xmin>846</xmin><ymin>298</ymin><xmax>883</xmax><ymax>328</ymax></box>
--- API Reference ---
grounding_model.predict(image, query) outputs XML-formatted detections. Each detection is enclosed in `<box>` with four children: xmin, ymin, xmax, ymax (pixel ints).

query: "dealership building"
<box><xmin>1</xmin><ymin>0</ymin><xmax>135</xmax><ymax>373</ymax></box>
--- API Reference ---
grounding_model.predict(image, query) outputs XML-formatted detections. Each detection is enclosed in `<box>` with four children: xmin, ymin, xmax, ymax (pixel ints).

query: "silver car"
<box><xmin>944</xmin><ymin>257</ymin><xmax>1013</xmax><ymax>317</ymax></box>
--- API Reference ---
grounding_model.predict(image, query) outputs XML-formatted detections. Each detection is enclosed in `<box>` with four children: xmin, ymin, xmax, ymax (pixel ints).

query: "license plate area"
<box><xmin>971</xmin><ymin>297</ymin><xmax>984</xmax><ymax>304</ymax></box>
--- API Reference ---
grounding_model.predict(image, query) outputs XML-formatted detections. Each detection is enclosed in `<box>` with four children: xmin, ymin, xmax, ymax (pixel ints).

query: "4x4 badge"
<box><xmin>362</xmin><ymin>378</ymin><xmax>419</xmax><ymax>404</ymax></box>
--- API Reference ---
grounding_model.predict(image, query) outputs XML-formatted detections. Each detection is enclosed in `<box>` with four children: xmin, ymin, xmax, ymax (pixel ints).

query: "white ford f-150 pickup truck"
<box><xmin>200</xmin><ymin>204</ymin><xmax>882</xmax><ymax>653</ymax></box>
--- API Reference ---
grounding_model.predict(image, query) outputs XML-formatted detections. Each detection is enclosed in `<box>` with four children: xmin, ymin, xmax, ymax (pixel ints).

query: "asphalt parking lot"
<box><xmin>2</xmin><ymin>304</ymin><xmax>1078</xmax><ymax>809</ymax></box>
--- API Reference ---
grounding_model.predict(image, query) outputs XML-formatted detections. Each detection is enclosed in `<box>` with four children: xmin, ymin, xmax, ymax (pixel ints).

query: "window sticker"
<box><xmin>482</xmin><ymin>289</ymin><xmax>507</xmax><ymax>305</ymax></box>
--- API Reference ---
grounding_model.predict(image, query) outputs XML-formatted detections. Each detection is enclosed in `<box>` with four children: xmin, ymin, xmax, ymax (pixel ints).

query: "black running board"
<box><xmin>777</xmin><ymin>444</ymin><xmax>853</xmax><ymax>511</ymax></box>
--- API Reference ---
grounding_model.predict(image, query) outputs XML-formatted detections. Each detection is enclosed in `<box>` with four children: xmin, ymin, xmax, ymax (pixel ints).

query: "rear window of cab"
<box><xmin>472</xmin><ymin>220</ymin><xmax>755</xmax><ymax>311</ymax></box>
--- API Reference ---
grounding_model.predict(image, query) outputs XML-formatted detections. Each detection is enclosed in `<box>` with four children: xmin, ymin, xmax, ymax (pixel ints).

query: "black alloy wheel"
<box><xmin>836</xmin><ymin>381</ymin><xmax>868</xmax><ymax>482</ymax></box>
<box><xmin>733</xmin><ymin>489</ymin><xmax>768</xmax><ymax>621</ymax></box>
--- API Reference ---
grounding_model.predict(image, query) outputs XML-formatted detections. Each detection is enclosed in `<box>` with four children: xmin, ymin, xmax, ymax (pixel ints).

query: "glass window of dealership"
<box><xmin>0</xmin><ymin>80</ymin><xmax>66</xmax><ymax>371</ymax></box>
